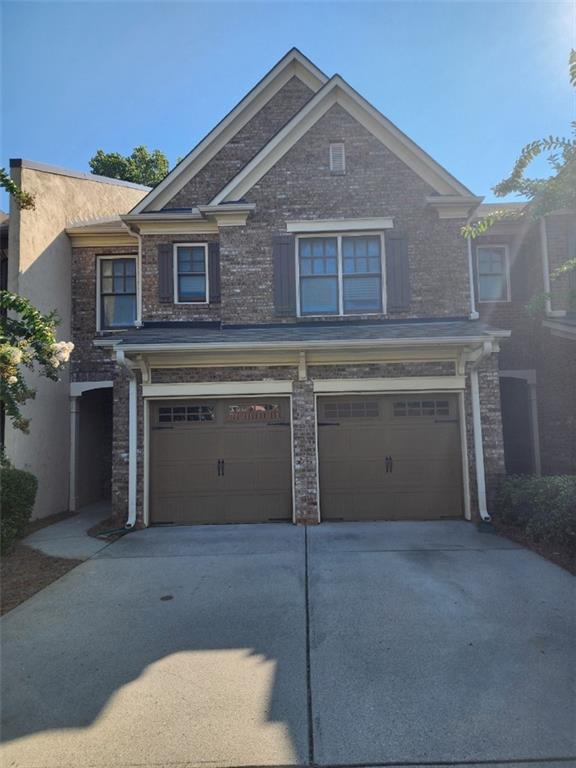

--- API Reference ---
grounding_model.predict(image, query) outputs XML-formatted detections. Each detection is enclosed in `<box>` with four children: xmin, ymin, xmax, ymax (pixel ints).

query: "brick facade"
<box><xmin>108</xmin><ymin>361</ymin><xmax>504</xmax><ymax>527</ymax></box>
<box><xmin>70</xmin><ymin>62</ymin><xmax>553</xmax><ymax>528</ymax></box>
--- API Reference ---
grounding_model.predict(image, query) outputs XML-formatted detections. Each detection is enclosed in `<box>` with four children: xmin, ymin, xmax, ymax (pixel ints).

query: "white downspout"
<box><xmin>466</xmin><ymin>230</ymin><xmax>479</xmax><ymax>320</ymax></box>
<box><xmin>116</xmin><ymin>349</ymin><xmax>137</xmax><ymax>528</ymax></box>
<box><xmin>469</xmin><ymin>342</ymin><xmax>493</xmax><ymax>522</ymax></box>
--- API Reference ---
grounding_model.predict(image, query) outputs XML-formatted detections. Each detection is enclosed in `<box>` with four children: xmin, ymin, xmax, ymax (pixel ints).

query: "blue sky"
<box><xmin>1</xmin><ymin>1</ymin><xmax>574</xmax><ymax>207</ymax></box>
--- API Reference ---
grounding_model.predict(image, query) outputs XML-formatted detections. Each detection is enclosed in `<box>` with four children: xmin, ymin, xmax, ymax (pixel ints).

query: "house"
<box><xmin>5</xmin><ymin>49</ymin><xmax>575</xmax><ymax>525</ymax></box>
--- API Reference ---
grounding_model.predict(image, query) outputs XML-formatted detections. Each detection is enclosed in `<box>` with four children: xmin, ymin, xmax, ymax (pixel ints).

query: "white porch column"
<box><xmin>69</xmin><ymin>395</ymin><xmax>80</xmax><ymax>512</ymax></box>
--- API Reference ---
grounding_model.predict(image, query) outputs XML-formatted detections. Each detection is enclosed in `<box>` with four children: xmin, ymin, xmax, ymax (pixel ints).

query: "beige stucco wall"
<box><xmin>6</xmin><ymin>163</ymin><xmax>148</xmax><ymax>518</ymax></box>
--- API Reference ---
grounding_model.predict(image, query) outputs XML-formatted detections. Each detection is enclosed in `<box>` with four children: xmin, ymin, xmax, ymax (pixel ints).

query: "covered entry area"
<box><xmin>318</xmin><ymin>393</ymin><xmax>464</xmax><ymax>521</ymax></box>
<box><xmin>149</xmin><ymin>397</ymin><xmax>292</xmax><ymax>525</ymax></box>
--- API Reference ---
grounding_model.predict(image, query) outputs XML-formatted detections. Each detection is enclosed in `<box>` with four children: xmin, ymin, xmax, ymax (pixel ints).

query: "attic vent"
<box><xmin>329</xmin><ymin>143</ymin><xmax>346</xmax><ymax>174</ymax></box>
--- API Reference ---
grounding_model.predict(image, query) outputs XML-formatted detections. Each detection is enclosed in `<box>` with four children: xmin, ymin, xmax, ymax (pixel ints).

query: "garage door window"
<box><xmin>393</xmin><ymin>400</ymin><xmax>450</xmax><ymax>417</ymax></box>
<box><xmin>226</xmin><ymin>403</ymin><xmax>282</xmax><ymax>422</ymax></box>
<box><xmin>324</xmin><ymin>401</ymin><xmax>379</xmax><ymax>418</ymax></box>
<box><xmin>158</xmin><ymin>404</ymin><xmax>215</xmax><ymax>423</ymax></box>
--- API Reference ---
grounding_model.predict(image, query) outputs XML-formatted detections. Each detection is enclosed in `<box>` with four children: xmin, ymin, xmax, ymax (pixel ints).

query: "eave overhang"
<box><xmin>121</xmin><ymin>203</ymin><xmax>256</xmax><ymax>234</ymax></box>
<box><xmin>425</xmin><ymin>195</ymin><xmax>485</xmax><ymax>220</ymax></box>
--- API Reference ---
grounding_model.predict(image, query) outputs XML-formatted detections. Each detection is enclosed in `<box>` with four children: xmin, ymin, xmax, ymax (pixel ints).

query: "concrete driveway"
<box><xmin>1</xmin><ymin>521</ymin><xmax>574</xmax><ymax>768</ymax></box>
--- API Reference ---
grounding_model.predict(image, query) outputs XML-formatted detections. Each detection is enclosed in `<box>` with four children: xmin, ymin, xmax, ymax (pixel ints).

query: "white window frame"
<box><xmin>173</xmin><ymin>242</ymin><xmax>209</xmax><ymax>305</ymax></box>
<box><xmin>295</xmin><ymin>231</ymin><xmax>386</xmax><ymax>318</ymax></box>
<box><xmin>96</xmin><ymin>255</ymin><xmax>138</xmax><ymax>332</ymax></box>
<box><xmin>476</xmin><ymin>244</ymin><xmax>511</xmax><ymax>303</ymax></box>
<box><xmin>329</xmin><ymin>142</ymin><xmax>345</xmax><ymax>174</ymax></box>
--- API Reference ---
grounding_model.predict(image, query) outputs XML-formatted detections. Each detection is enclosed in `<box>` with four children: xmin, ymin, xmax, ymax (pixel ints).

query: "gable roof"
<box><xmin>131</xmin><ymin>48</ymin><xmax>327</xmax><ymax>214</ymax></box>
<box><xmin>211</xmin><ymin>75</ymin><xmax>476</xmax><ymax>204</ymax></box>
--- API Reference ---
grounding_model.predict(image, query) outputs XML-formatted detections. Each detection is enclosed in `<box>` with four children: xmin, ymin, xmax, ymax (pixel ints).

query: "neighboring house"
<box><xmin>471</xmin><ymin>205</ymin><xmax>576</xmax><ymax>476</ymax></box>
<box><xmin>4</xmin><ymin>163</ymin><xmax>149</xmax><ymax>518</ymax></box>
<box><xmin>6</xmin><ymin>49</ymin><xmax>575</xmax><ymax>525</ymax></box>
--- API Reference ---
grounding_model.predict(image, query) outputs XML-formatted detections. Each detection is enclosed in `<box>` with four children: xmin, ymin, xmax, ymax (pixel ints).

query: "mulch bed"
<box><xmin>493</xmin><ymin>521</ymin><xmax>575</xmax><ymax>576</ymax></box>
<box><xmin>1</xmin><ymin>544</ymin><xmax>82</xmax><ymax>616</ymax></box>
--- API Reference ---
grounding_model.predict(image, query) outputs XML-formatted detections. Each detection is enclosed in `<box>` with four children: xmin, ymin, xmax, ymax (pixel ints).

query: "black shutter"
<box><xmin>158</xmin><ymin>243</ymin><xmax>173</xmax><ymax>303</ymax></box>
<box><xmin>208</xmin><ymin>242</ymin><xmax>221</xmax><ymax>303</ymax></box>
<box><xmin>273</xmin><ymin>234</ymin><xmax>296</xmax><ymax>317</ymax></box>
<box><xmin>471</xmin><ymin>245</ymin><xmax>479</xmax><ymax>305</ymax></box>
<box><xmin>385</xmin><ymin>231</ymin><xmax>410</xmax><ymax>312</ymax></box>
<box><xmin>510</xmin><ymin>244</ymin><xmax>529</xmax><ymax>302</ymax></box>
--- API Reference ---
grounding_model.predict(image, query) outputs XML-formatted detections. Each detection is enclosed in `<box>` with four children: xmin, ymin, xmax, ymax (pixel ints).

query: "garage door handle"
<box><xmin>318</xmin><ymin>421</ymin><xmax>340</xmax><ymax>427</ymax></box>
<box><xmin>221</xmin><ymin>459</ymin><xmax>225</xmax><ymax>477</ymax></box>
<box><xmin>217</xmin><ymin>459</ymin><xmax>222</xmax><ymax>477</ymax></box>
<box><xmin>385</xmin><ymin>456</ymin><xmax>394</xmax><ymax>473</ymax></box>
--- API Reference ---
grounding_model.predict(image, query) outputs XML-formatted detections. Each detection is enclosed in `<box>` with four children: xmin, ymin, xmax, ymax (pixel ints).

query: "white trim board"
<box><xmin>211</xmin><ymin>75</ymin><xmax>475</xmax><ymax>205</ymax></box>
<box><xmin>287</xmin><ymin>217</ymin><xmax>393</xmax><ymax>233</ymax></box>
<box><xmin>132</xmin><ymin>49</ymin><xmax>327</xmax><ymax>214</ymax></box>
<box><xmin>142</xmin><ymin>380</ymin><xmax>294</xmax><ymax>398</ymax></box>
<box><xmin>313</xmin><ymin>376</ymin><xmax>465</xmax><ymax>393</ymax></box>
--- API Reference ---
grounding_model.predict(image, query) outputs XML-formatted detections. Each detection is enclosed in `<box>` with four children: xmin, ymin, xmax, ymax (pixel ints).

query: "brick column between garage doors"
<box><xmin>291</xmin><ymin>380</ymin><xmax>320</xmax><ymax>524</ymax></box>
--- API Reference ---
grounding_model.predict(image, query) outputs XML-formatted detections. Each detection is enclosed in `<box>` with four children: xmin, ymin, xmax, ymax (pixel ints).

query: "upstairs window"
<box><xmin>98</xmin><ymin>257</ymin><xmax>137</xmax><ymax>330</ymax></box>
<box><xmin>476</xmin><ymin>245</ymin><xmax>510</xmax><ymax>302</ymax></box>
<box><xmin>298</xmin><ymin>234</ymin><xmax>383</xmax><ymax>316</ymax></box>
<box><xmin>329</xmin><ymin>143</ymin><xmax>346</xmax><ymax>174</ymax></box>
<box><xmin>174</xmin><ymin>244</ymin><xmax>208</xmax><ymax>303</ymax></box>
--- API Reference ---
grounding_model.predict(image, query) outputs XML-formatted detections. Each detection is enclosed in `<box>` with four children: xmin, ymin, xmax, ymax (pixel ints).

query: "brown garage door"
<box><xmin>150</xmin><ymin>398</ymin><xmax>292</xmax><ymax>524</ymax></box>
<box><xmin>318</xmin><ymin>394</ymin><xmax>463</xmax><ymax>521</ymax></box>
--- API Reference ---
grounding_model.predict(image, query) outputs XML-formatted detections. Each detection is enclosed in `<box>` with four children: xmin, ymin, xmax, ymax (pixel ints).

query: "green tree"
<box><xmin>462</xmin><ymin>50</ymin><xmax>576</xmax><ymax>312</ymax></box>
<box><xmin>89</xmin><ymin>145</ymin><xmax>169</xmax><ymax>187</ymax></box>
<box><xmin>463</xmin><ymin>49</ymin><xmax>576</xmax><ymax>238</ymax></box>
<box><xmin>0</xmin><ymin>291</ymin><xmax>74</xmax><ymax>433</ymax></box>
<box><xmin>0</xmin><ymin>168</ymin><xmax>35</xmax><ymax>210</ymax></box>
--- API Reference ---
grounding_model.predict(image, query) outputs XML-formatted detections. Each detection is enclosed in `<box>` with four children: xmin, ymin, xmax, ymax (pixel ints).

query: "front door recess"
<box><xmin>318</xmin><ymin>394</ymin><xmax>463</xmax><ymax>521</ymax></box>
<box><xmin>150</xmin><ymin>398</ymin><xmax>292</xmax><ymax>524</ymax></box>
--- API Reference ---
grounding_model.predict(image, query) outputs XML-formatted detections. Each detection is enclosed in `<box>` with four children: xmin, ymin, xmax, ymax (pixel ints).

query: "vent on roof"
<box><xmin>329</xmin><ymin>143</ymin><xmax>346</xmax><ymax>175</ymax></box>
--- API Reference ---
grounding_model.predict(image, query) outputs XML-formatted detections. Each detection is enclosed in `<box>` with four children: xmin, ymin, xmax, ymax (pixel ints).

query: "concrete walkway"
<box><xmin>1</xmin><ymin>521</ymin><xmax>575</xmax><ymax>768</ymax></box>
<box><xmin>22</xmin><ymin>501</ymin><xmax>113</xmax><ymax>559</ymax></box>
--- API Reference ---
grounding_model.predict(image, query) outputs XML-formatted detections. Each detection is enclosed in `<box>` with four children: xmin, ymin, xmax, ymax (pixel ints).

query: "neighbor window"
<box><xmin>99</xmin><ymin>257</ymin><xmax>137</xmax><ymax>329</ymax></box>
<box><xmin>175</xmin><ymin>244</ymin><xmax>208</xmax><ymax>303</ymax></box>
<box><xmin>476</xmin><ymin>245</ymin><xmax>509</xmax><ymax>302</ymax></box>
<box><xmin>298</xmin><ymin>234</ymin><xmax>383</xmax><ymax>316</ymax></box>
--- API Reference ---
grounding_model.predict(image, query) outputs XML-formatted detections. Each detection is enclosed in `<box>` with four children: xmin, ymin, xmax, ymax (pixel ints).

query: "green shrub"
<box><xmin>495</xmin><ymin>475</ymin><xmax>576</xmax><ymax>553</ymax></box>
<box><xmin>1</xmin><ymin>467</ymin><xmax>38</xmax><ymax>554</ymax></box>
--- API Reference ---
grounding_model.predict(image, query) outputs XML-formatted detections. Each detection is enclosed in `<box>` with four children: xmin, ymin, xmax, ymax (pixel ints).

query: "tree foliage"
<box><xmin>462</xmin><ymin>49</ymin><xmax>576</xmax><ymax>239</ymax></box>
<box><xmin>0</xmin><ymin>291</ymin><xmax>74</xmax><ymax>433</ymax></box>
<box><xmin>89</xmin><ymin>145</ymin><xmax>169</xmax><ymax>187</ymax></box>
<box><xmin>0</xmin><ymin>168</ymin><xmax>35</xmax><ymax>210</ymax></box>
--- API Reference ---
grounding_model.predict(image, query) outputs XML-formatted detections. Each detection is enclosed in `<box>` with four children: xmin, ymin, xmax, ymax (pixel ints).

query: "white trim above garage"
<box><xmin>142</xmin><ymin>380</ymin><xmax>294</xmax><ymax>398</ymax></box>
<box><xmin>313</xmin><ymin>376</ymin><xmax>465</xmax><ymax>394</ymax></box>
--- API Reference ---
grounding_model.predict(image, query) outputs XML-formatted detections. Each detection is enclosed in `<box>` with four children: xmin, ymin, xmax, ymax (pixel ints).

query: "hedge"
<box><xmin>495</xmin><ymin>475</ymin><xmax>576</xmax><ymax>553</ymax></box>
<box><xmin>1</xmin><ymin>468</ymin><xmax>38</xmax><ymax>555</ymax></box>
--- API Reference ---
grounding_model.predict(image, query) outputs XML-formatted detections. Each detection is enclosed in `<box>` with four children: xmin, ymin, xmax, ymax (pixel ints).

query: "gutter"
<box><xmin>116</xmin><ymin>349</ymin><xmax>138</xmax><ymax>529</ymax></box>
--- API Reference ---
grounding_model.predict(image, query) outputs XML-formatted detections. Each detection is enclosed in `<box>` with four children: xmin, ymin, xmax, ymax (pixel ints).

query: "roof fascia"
<box><xmin>211</xmin><ymin>75</ymin><xmax>476</xmax><ymax>204</ymax></box>
<box><xmin>131</xmin><ymin>49</ymin><xmax>327</xmax><ymax>215</ymax></box>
